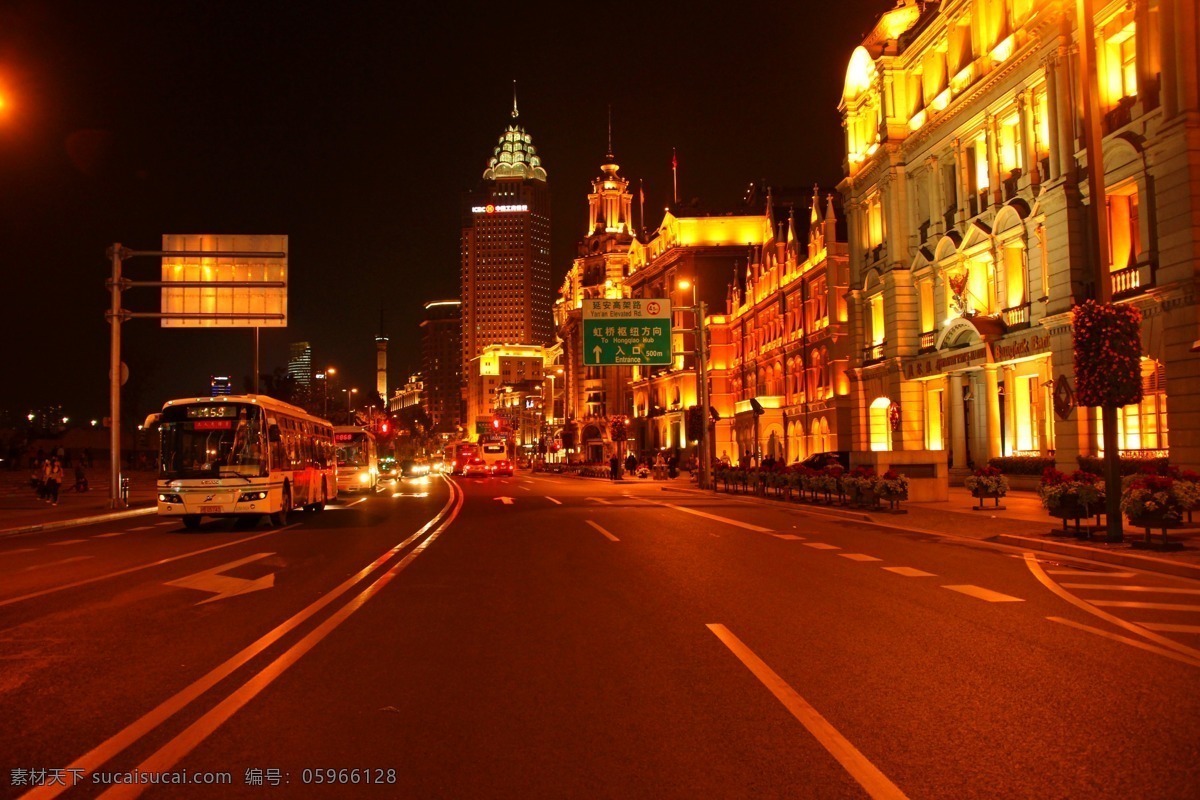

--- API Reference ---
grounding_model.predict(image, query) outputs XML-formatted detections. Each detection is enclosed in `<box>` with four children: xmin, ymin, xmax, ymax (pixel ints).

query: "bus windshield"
<box><xmin>336</xmin><ymin>435</ymin><xmax>370</xmax><ymax>468</ymax></box>
<box><xmin>159</xmin><ymin>403</ymin><xmax>267</xmax><ymax>479</ymax></box>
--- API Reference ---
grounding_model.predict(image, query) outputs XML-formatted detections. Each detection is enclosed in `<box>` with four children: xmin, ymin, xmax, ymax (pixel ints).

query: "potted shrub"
<box><xmin>964</xmin><ymin>465</ymin><xmax>1009</xmax><ymax>510</ymax></box>
<box><xmin>1121</xmin><ymin>473</ymin><xmax>1196</xmax><ymax>550</ymax></box>
<box><xmin>1038</xmin><ymin>468</ymin><xmax>1105</xmax><ymax>537</ymax></box>
<box><xmin>843</xmin><ymin>467</ymin><xmax>878</xmax><ymax>508</ymax></box>
<box><xmin>875</xmin><ymin>469</ymin><xmax>909</xmax><ymax>512</ymax></box>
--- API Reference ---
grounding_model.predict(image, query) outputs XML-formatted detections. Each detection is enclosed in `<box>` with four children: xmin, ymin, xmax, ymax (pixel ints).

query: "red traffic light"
<box><xmin>492</xmin><ymin>418</ymin><xmax>501</xmax><ymax>429</ymax></box>
<box><xmin>380</xmin><ymin>421</ymin><xmax>389</xmax><ymax>434</ymax></box>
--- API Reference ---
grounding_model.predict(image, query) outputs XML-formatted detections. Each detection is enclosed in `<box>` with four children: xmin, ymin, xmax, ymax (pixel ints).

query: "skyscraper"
<box><xmin>287</xmin><ymin>341</ymin><xmax>312</xmax><ymax>388</ymax></box>
<box><xmin>461</xmin><ymin>89</ymin><xmax>553</xmax><ymax>389</ymax></box>
<box><xmin>422</xmin><ymin>300</ymin><xmax>463</xmax><ymax>432</ymax></box>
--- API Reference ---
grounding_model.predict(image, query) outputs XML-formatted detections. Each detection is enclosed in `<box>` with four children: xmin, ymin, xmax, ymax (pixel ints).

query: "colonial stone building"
<box><xmin>553</xmin><ymin>141</ymin><xmax>636</xmax><ymax>463</ymax></box>
<box><xmin>719</xmin><ymin>187</ymin><xmax>852</xmax><ymax>465</ymax></box>
<box><xmin>838</xmin><ymin>0</ymin><xmax>1199</xmax><ymax>481</ymax></box>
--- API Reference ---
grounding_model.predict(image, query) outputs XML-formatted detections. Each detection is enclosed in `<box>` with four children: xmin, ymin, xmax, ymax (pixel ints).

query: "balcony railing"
<box><xmin>1112</xmin><ymin>263</ymin><xmax>1155</xmax><ymax>299</ymax></box>
<box><xmin>862</xmin><ymin>341</ymin><xmax>886</xmax><ymax>365</ymax></box>
<box><xmin>918</xmin><ymin>330</ymin><xmax>936</xmax><ymax>352</ymax></box>
<box><xmin>1000</xmin><ymin>303</ymin><xmax>1031</xmax><ymax>330</ymax></box>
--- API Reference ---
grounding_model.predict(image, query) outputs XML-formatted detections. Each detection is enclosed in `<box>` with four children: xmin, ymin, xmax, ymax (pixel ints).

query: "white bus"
<box><xmin>478</xmin><ymin>441</ymin><xmax>509</xmax><ymax>469</ymax></box>
<box><xmin>334</xmin><ymin>426</ymin><xmax>379</xmax><ymax>493</ymax></box>
<box><xmin>148</xmin><ymin>395</ymin><xmax>337</xmax><ymax>529</ymax></box>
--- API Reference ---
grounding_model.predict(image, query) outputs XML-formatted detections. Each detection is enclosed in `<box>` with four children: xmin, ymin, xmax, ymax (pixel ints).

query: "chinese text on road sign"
<box><xmin>582</xmin><ymin>298</ymin><xmax>671</xmax><ymax>366</ymax></box>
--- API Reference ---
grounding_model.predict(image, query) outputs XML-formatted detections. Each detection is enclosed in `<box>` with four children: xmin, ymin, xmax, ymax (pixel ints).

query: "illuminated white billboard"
<box><xmin>160</xmin><ymin>234</ymin><xmax>288</xmax><ymax>328</ymax></box>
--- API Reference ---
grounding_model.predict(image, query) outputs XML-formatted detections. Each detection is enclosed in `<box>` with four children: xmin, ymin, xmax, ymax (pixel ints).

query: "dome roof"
<box><xmin>483</xmin><ymin>123</ymin><xmax>547</xmax><ymax>182</ymax></box>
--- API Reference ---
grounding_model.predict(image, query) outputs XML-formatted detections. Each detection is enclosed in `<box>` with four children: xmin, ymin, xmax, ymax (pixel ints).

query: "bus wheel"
<box><xmin>182</xmin><ymin>515</ymin><xmax>202</xmax><ymax>530</ymax></box>
<box><xmin>270</xmin><ymin>485</ymin><xmax>290</xmax><ymax>527</ymax></box>
<box><xmin>310</xmin><ymin>481</ymin><xmax>327</xmax><ymax>512</ymax></box>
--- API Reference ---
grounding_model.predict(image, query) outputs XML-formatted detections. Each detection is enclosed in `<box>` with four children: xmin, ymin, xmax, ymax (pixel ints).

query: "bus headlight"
<box><xmin>238</xmin><ymin>491</ymin><xmax>269</xmax><ymax>502</ymax></box>
<box><xmin>159</xmin><ymin>493</ymin><xmax>182</xmax><ymax>504</ymax></box>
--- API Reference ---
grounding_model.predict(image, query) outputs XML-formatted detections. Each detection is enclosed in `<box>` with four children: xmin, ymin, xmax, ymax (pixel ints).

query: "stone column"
<box><xmin>984</xmin><ymin>365</ymin><xmax>1002</xmax><ymax>460</ymax></box>
<box><xmin>1044</xmin><ymin>53</ymin><xmax>1062</xmax><ymax>180</ymax></box>
<box><xmin>948</xmin><ymin>372</ymin><xmax>967</xmax><ymax>471</ymax></box>
<box><xmin>1003</xmin><ymin>364</ymin><xmax>1018</xmax><ymax>455</ymax></box>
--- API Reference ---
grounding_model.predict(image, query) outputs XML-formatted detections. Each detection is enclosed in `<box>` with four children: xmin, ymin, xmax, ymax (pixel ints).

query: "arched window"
<box><xmin>869</xmin><ymin>397</ymin><xmax>893</xmax><ymax>451</ymax></box>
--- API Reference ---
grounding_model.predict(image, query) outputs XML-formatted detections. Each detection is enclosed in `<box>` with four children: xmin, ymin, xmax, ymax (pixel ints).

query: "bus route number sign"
<box><xmin>582</xmin><ymin>299</ymin><xmax>672</xmax><ymax>367</ymax></box>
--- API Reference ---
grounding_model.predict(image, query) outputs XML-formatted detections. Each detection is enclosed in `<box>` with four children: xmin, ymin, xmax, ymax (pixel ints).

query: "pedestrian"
<box><xmin>69</xmin><ymin>462</ymin><xmax>89</xmax><ymax>493</ymax></box>
<box><xmin>46</xmin><ymin>457</ymin><xmax>63</xmax><ymax>505</ymax></box>
<box><xmin>667</xmin><ymin>452</ymin><xmax>679</xmax><ymax>479</ymax></box>
<box><xmin>609</xmin><ymin>454</ymin><xmax>620</xmax><ymax>482</ymax></box>
<box><xmin>625</xmin><ymin>452</ymin><xmax>637</xmax><ymax>474</ymax></box>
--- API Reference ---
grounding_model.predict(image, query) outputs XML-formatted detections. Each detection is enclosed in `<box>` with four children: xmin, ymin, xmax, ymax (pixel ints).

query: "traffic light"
<box><xmin>492</xmin><ymin>417</ymin><xmax>501</xmax><ymax>430</ymax></box>
<box><xmin>380</xmin><ymin>420</ymin><xmax>389</xmax><ymax>435</ymax></box>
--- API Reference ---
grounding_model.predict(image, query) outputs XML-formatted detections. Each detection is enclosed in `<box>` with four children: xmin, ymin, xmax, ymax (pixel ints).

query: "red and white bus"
<box><xmin>443</xmin><ymin>441</ymin><xmax>478</xmax><ymax>476</ymax></box>
<box><xmin>147</xmin><ymin>395</ymin><xmax>337</xmax><ymax>529</ymax></box>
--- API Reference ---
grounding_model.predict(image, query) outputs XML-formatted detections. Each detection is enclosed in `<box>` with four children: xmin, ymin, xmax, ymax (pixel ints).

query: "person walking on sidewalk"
<box><xmin>609</xmin><ymin>454</ymin><xmax>621</xmax><ymax>482</ymax></box>
<box><xmin>46</xmin><ymin>457</ymin><xmax>64</xmax><ymax>505</ymax></box>
<box><xmin>625</xmin><ymin>452</ymin><xmax>637</xmax><ymax>474</ymax></box>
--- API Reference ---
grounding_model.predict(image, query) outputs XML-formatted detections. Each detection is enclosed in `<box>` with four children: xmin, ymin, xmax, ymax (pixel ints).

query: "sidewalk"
<box><xmin>675</xmin><ymin>484</ymin><xmax>1200</xmax><ymax>580</ymax></box>
<box><xmin>0</xmin><ymin>466</ymin><xmax>158</xmax><ymax>536</ymax></box>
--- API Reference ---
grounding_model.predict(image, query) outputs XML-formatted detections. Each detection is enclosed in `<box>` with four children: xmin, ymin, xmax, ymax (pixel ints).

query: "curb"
<box><xmin>0</xmin><ymin>506</ymin><xmax>156</xmax><ymax>539</ymax></box>
<box><xmin>663</xmin><ymin>485</ymin><xmax>1200</xmax><ymax>580</ymax></box>
<box><xmin>994</xmin><ymin>534</ymin><xmax>1200</xmax><ymax>581</ymax></box>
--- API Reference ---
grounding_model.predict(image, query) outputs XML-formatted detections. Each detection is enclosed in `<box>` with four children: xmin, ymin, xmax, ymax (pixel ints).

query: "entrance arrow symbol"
<box><xmin>592</xmin><ymin>345</ymin><xmax>602</xmax><ymax>361</ymax></box>
<box><xmin>166</xmin><ymin>552</ymin><xmax>276</xmax><ymax>605</ymax></box>
<box><xmin>494</xmin><ymin>496</ymin><xmax>515</xmax><ymax>505</ymax></box>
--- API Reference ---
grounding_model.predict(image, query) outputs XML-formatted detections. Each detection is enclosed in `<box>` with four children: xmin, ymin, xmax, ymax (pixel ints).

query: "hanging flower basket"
<box><xmin>1072</xmin><ymin>300</ymin><xmax>1143</xmax><ymax>408</ymax></box>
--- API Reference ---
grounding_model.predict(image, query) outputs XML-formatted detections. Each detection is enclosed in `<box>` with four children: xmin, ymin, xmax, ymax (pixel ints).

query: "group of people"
<box><xmin>608</xmin><ymin>452</ymin><xmax>682</xmax><ymax>481</ymax></box>
<box><xmin>30</xmin><ymin>457</ymin><xmax>88</xmax><ymax>505</ymax></box>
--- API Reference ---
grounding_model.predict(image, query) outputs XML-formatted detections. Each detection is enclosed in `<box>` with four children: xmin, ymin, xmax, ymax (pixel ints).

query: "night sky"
<box><xmin>0</xmin><ymin>0</ymin><xmax>886</xmax><ymax>423</ymax></box>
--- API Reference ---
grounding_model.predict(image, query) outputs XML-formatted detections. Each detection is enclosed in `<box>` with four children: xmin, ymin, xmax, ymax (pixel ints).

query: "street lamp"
<box><xmin>342</xmin><ymin>387</ymin><xmax>359</xmax><ymax>419</ymax></box>
<box><xmin>677</xmin><ymin>277</ymin><xmax>712</xmax><ymax>490</ymax></box>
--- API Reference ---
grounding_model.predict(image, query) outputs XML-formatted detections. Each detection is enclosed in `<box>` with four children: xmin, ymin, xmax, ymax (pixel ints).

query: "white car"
<box><xmin>462</xmin><ymin>457</ymin><xmax>491</xmax><ymax>478</ymax></box>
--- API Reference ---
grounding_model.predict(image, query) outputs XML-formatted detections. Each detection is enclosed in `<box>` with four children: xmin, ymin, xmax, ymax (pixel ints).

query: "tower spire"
<box><xmin>607</xmin><ymin>103</ymin><xmax>613</xmax><ymax>159</ymax></box>
<box><xmin>512</xmin><ymin>79</ymin><xmax>519</xmax><ymax>119</ymax></box>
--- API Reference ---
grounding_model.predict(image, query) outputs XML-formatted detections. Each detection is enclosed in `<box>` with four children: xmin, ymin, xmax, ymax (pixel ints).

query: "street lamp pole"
<box><xmin>679</xmin><ymin>279</ymin><xmax>712</xmax><ymax>491</ymax></box>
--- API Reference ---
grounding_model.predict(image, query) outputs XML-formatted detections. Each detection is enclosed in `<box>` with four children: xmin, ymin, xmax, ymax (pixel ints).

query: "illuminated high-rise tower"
<box><xmin>461</xmin><ymin>85</ymin><xmax>553</xmax><ymax>389</ymax></box>
<box><xmin>375</xmin><ymin>310</ymin><xmax>388</xmax><ymax>400</ymax></box>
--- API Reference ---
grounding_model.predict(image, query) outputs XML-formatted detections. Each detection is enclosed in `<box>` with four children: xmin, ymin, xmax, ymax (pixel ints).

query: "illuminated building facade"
<box><xmin>839</xmin><ymin>0</ymin><xmax>1200</xmax><ymax>482</ymax></box>
<box><xmin>465</xmin><ymin>344</ymin><xmax>549</xmax><ymax>442</ymax></box>
<box><xmin>388</xmin><ymin>374</ymin><xmax>424</xmax><ymax>414</ymax></box>
<box><xmin>421</xmin><ymin>300</ymin><xmax>462</xmax><ymax>433</ymax></box>
<box><xmin>287</xmin><ymin>341</ymin><xmax>312</xmax><ymax>388</ymax></box>
<box><xmin>626</xmin><ymin>206</ymin><xmax>770</xmax><ymax>460</ymax></box>
<box><xmin>723</xmin><ymin>187</ymin><xmax>852</xmax><ymax>464</ymax></box>
<box><xmin>461</xmin><ymin>100</ymin><xmax>553</xmax><ymax>396</ymax></box>
<box><xmin>554</xmin><ymin>140</ymin><xmax>637</xmax><ymax>462</ymax></box>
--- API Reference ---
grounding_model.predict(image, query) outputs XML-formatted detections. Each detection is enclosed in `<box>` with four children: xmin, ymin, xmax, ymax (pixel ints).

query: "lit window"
<box><xmin>869</xmin><ymin>397</ymin><xmax>892</xmax><ymax>451</ymax></box>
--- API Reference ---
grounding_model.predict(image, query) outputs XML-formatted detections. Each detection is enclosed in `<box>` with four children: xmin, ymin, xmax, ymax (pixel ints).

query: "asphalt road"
<box><xmin>1</xmin><ymin>472</ymin><xmax>1198</xmax><ymax>799</ymax></box>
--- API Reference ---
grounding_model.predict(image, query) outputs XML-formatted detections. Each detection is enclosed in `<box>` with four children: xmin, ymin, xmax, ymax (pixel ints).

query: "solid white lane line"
<box><xmin>0</xmin><ymin>548</ymin><xmax>37</xmax><ymax>556</ymax></box>
<box><xmin>585</xmin><ymin>520</ymin><xmax>619</xmax><ymax>542</ymax></box>
<box><xmin>0</xmin><ymin>527</ymin><xmax>294</xmax><ymax>609</ymax></box>
<box><xmin>1047</xmin><ymin>570</ymin><xmax>1135</xmax><ymax>577</ymax></box>
<box><xmin>154</xmin><ymin>522</ymin><xmax>176</xmax><ymax>527</ymax></box>
<box><xmin>660</xmin><ymin>503</ymin><xmax>773</xmax><ymax>533</ymax></box>
<box><xmin>840</xmin><ymin>553</ymin><xmax>883</xmax><ymax>562</ymax></box>
<box><xmin>23</xmin><ymin>556</ymin><xmax>94</xmax><ymax>571</ymax></box>
<box><xmin>1137</xmin><ymin>621</ymin><xmax>1200</xmax><ymax>634</ymax></box>
<box><xmin>803</xmin><ymin>543</ymin><xmax>841</xmax><ymax>551</ymax></box>
<box><xmin>1024</xmin><ymin>552</ymin><xmax>1200</xmax><ymax>662</ymax></box>
<box><xmin>127</xmin><ymin>526</ymin><xmax>155</xmax><ymax>532</ymax></box>
<box><xmin>25</xmin><ymin>484</ymin><xmax>463</xmax><ymax>800</ymax></box>
<box><xmin>1091</xmin><ymin>600</ymin><xmax>1200</xmax><ymax>612</ymax></box>
<box><xmin>942</xmin><ymin>585</ymin><xmax>1024</xmax><ymax>603</ymax></box>
<box><xmin>545</xmin><ymin>496</ymin><xmax>562</xmax><ymax>505</ymax></box>
<box><xmin>94</xmin><ymin>532</ymin><xmax>128</xmax><ymax>538</ymax></box>
<box><xmin>1060</xmin><ymin>584</ymin><xmax>1200</xmax><ymax>595</ymax></box>
<box><xmin>883</xmin><ymin>567</ymin><xmax>936</xmax><ymax>578</ymax></box>
<box><xmin>707</xmin><ymin>624</ymin><xmax>910</xmax><ymax>800</ymax></box>
<box><xmin>94</xmin><ymin>485</ymin><xmax>465</xmax><ymax>800</ymax></box>
<box><xmin>1047</xmin><ymin>617</ymin><xmax>1200</xmax><ymax>668</ymax></box>
<box><xmin>50</xmin><ymin>539</ymin><xmax>87</xmax><ymax>546</ymax></box>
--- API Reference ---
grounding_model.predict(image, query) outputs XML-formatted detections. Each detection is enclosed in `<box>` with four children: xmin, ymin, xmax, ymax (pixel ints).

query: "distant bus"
<box><xmin>478</xmin><ymin>441</ymin><xmax>508</xmax><ymax>468</ymax></box>
<box><xmin>443</xmin><ymin>441</ymin><xmax>478</xmax><ymax>476</ymax></box>
<box><xmin>335</xmin><ymin>426</ymin><xmax>379</xmax><ymax>493</ymax></box>
<box><xmin>148</xmin><ymin>394</ymin><xmax>337</xmax><ymax>530</ymax></box>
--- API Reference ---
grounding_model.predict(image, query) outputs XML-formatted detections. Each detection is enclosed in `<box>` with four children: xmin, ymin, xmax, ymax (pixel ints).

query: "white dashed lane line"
<box><xmin>883</xmin><ymin>567</ymin><xmax>937</xmax><ymax>577</ymax></box>
<box><xmin>943</xmin><ymin>584</ymin><xmax>1024</xmax><ymax>603</ymax></box>
<box><xmin>545</xmin><ymin>497</ymin><xmax>562</xmax><ymax>505</ymax></box>
<box><xmin>127</xmin><ymin>526</ymin><xmax>156</xmax><ymax>531</ymax></box>
<box><xmin>94</xmin><ymin>532</ymin><xmax>128</xmax><ymax>538</ymax></box>
<box><xmin>803</xmin><ymin>543</ymin><xmax>841</xmax><ymax>550</ymax></box>
<box><xmin>840</xmin><ymin>553</ymin><xmax>883</xmax><ymax>562</ymax></box>
<box><xmin>49</xmin><ymin>539</ymin><xmax>87</xmax><ymax>546</ymax></box>
<box><xmin>772</xmin><ymin>534</ymin><xmax>805</xmax><ymax>541</ymax></box>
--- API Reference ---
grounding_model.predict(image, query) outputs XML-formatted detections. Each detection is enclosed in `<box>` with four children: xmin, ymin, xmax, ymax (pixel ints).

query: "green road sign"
<box><xmin>582</xmin><ymin>298</ymin><xmax>672</xmax><ymax>366</ymax></box>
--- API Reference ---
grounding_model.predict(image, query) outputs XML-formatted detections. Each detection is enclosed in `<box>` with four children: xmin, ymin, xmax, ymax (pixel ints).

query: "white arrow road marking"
<box><xmin>494</xmin><ymin>497</ymin><xmax>515</xmax><ymax>505</ymax></box>
<box><xmin>166</xmin><ymin>553</ymin><xmax>276</xmax><ymax>605</ymax></box>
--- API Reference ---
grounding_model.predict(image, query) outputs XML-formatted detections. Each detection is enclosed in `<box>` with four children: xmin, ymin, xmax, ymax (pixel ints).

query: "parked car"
<box><xmin>799</xmin><ymin>451</ymin><xmax>850</xmax><ymax>471</ymax></box>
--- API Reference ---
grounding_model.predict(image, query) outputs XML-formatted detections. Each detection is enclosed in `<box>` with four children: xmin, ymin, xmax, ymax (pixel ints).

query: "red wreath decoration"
<box><xmin>1072</xmin><ymin>300</ymin><xmax>1142</xmax><ymax>407</ymax></box>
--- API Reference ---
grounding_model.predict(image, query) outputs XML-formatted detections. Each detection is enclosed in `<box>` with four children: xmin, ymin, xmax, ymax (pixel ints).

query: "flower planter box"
<box><xmin>970</xmin><ymin>489</ymin><xmax>1007</xmax><ymax>511</ymax></box>
<box><xmin>1128</xmin><ymin>515</ymin><xmax>1184</xmax><ymax>551</ymax></box>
